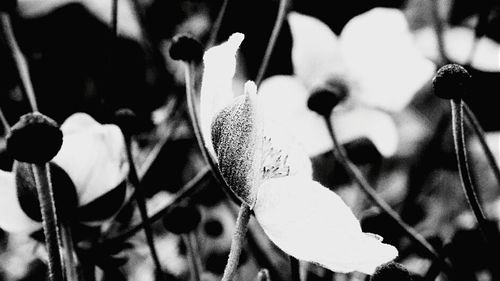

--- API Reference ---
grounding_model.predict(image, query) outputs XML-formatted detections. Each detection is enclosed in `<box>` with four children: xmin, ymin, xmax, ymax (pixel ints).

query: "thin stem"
<box><xmin>183</xmin><ymin>61</ymin><xmax>241</xmax><ymax>204</ymax></box>
<box><xmin>183</xmin><ymin>233</ymin><xmax>203</xmax><ymax>281</ymax></box>
<box><xmin>450</xmin><ymin>100</ymin><xmax>489</xmax><ymax>240</ymax></box>
<box><xmin>462</xmin><ymin>102</ymin><xmax>500</xmax><ymax>188</ymax></box>
<box><xmin>60</xmin><ymin>224</ymin><xmax>80</xmax><ymax>281</ymax></box>
<box><xmin>124</xmin><ymin>137</ymin><xmax>166</xmax><ymax>281</ymax></box>
<box><xmin>32</xmin><ymin>163</ymin><xmax>64</xmax><ymax>281</ymax></box>
<box><xmin>290</xmin><ymin>256</ymin><xmax>301</xmax><ymax>281</ymax></box>
<box><xmin>111</xmin><ymin>0</ymin><xmax>118</xmax><ymax>37</ymax></box>
<box><xmin>0</xmin><ymin>13</ymin><xmax>38</xmax><ymax>112</ymax></box>
<box><xmin>430</xmin><ymin>0</ymin><xmax>449</xmax><ymax>66</ymax></box>
<box><xmin>106</xmin><ymin>166</ymin><xmax>210</xmax><ymax>243</ymax></box>
<box><xmin>255</xmin><ymin>0</ymin><xmax>290</xmax><ymax>87</ymax></box>
<box><xmin>221</xmin><ymin>203</ymin><xmax>251</xmax><ymax>281</ymax></box>
<box><xmin>0</xmin><ymin>107</ymin><xmax>11</xmax><ymax>136</ymax></box>
<box><xmin>322</xmin><ymin>116</ymin><xmax>454</xmax><ymax>276</ymax></box>
<box><xmin>206</xmin><ymin>0</ymin><xmax>229</xmax><ymax>48</ymax></box>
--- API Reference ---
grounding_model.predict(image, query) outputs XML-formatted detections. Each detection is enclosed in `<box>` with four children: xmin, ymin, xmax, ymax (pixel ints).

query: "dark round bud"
<box><xmin>6</xmin><ymin>112</ymin><xmax>63</xmax><ymax>163</ymax></box>
<box><xmin>371</xmin><ymin>261</ymin><xmax>412</xmax><ymax>281</ymax></box>
<box><xmin>432</xmin><ymin>63</ymin><xmax>471</xmax><ymax>100</ymax></box>
<box><xmin>169</xmin><ymin>34</ymin><xmax>203</xmax><ymax>63</ymax></box>
<box><xmin>14</xmin><ymin>161</ymin><xmax>78</xmax><ymax>222</ymax></box>
<box><xmin>307</xmin><ymin>81</ymin><xmax>348</xmax><ymax>116</ymax></box>
<box><xmin>162</xmin><ymin>203</ymin><xmax>201</xmax><ymax>234</ymax></box>
<box><xmin>0</xmin><ymin>0</ymin><xmax>17</xmax><ymax>13</ymax></box>
<box><xmin>113</xmin><ymin>108</ymin><xmax>140</xmax><ymax>137</ymax></box>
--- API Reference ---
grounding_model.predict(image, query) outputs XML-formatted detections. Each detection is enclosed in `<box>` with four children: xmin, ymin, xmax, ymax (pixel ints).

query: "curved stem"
<box><xmin>206</xmin><ymin>0</ymin><xmax>229</xmax><ymax>48</ymax></box>
<box><xmin>221</xmin><ymin>203</ymin><xmax>251</xmax><ymax>281</ymax></box>
<box><xmin>60</xmin><ymin>223</ymin><xmax>81</xmax><ymax>281</ymax></box>
<box><xmin>462</xmin><ymin>102</ymin><xmax>500</xmax><ymax>188</ymax></box>
<box><xmin>124</xmin><ymin>137</ymin><xmax>166</xmax><ymax>281</ymax></box>
<box><xmin>183</xmin><ymin>61</ymin><xmax>242</xmax><ymax>204</ymax></box>
<box><xmin>32</xmin><ymin>163</ymin><xmax>64</xmax><ymax>281</ymax></box>
<box><xmin>106</xmin><ymin>166</ymin><xmax>210</xmax><ymax>242</ymax></box>
<box><xmin>183</xmin><ymin>233</ymin><xmax>203</xmax><ymax>281</ymax></box>
<box><xmin>0</xmin><ymin>13</ymin><xmax>38</xmax><ymax>112</ymax></box>
<box><xmin>323</xmin><ymin>116</ymin><xmax>454</xmax><ymax>277</ymax></box>
<box><xmin>255</xmin><ymin>0</ymin><xmax>290</xmax><ymax>87</ymax></box>
<box><xmin>450</xmin><ymin>100</ymin><xmax>489</xmax><ymax>240</ymax></box>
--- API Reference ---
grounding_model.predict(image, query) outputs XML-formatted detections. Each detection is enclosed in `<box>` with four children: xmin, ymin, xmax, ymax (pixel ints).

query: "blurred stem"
<box><xmin>60</xmin><ymin>224</ymin><xmax>81</xmax><ymax>281</ymax></box>
<box><xmin>0</xmin><ymin>106</ymin><xmax>10</xmax><ymax>136</ymax></box>
<box><xmin>183</xmin><ymin>232</ymin><xmax>203</xmax><ymax>281</ymax></box>
<box><xmin>463</xmin><ymin>102</ymin><xmax>500</xmax><ymax>189</ymax></box>
<box><xmin>106</xmin><ymin>166</ymin><xmax>210</xmax><ymax>243</ymax></box>
<box><xmin>182</xmin><ymin>61</ymin><xmax>242</xmax><ymax>204</ymax></box>
<box><xmin>322</xmin><ymin>116</ymin><xmax>454</xmax><ymax>277</ymax></box>
<box><xmin>32</xmin><ymin>163</ymin><xmax>64</xmax><ymax>281</ymax></box>
<box><xmin>0</xmin><ymin>13</ymin><xmax>38</xmax><ymax>112</ymax></box>
<box><xmin>221</xmin><ymin>203</ymin><xmax>251</xmax><ymax>281</ymax></box>
<box><xmin>255</xmin><ymin>0</ymin><xmax>290</xmax><ymax>87</ymax></box>
<box><xmin>430</xmin><ymin>0</ymin><xmax>449</xmax><ymax>66</ymax></box>
<box><xmin>450</xmin><ymin>100</ymin><xmax>489</xmax><ymax>241</ymax></box>
<box><xmin>123</xmin><ymin>137</ymin><xmax>166</xmax><ymax>281</ymax></box>
<box><xmin>111</xmin><ymin>0</ymin><xmax>118</xmax><ymax>37</ymax></box>
<box><xmin>290</xmin><ymin>256</ymin><xmax>301</xmax><ymax>281</ymax></box>
<box><xmin>207</xmin><ymin>0</ymin><xmax>229</xmax><ymax>48</ymax></box>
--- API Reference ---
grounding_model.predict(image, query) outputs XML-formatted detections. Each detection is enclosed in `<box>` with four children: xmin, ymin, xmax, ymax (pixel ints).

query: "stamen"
<box><xmin>261</xmin><ymin>136</ymin><xmax>290</xmax><ymax>179</ymax></box>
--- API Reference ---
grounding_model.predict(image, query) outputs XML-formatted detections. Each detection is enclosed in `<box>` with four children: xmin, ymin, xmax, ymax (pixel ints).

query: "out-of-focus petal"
<box><xmin>18</xmin><ymin>0</ymin><xmax>142</xmax><ymax>40</ymax></box>
<box><xmin>259</xmin><ymin>75</ymin><xmax>332</xmax><ymax>157</ymax></box>
<box><xmin>340</xmin><ymin>8</ymin><xmax>435</xmax><ymax>112</ymax></box>
<box><xmin>254</xmin><ymin>176</ymin><xmax>398</xmax><ymax>274</ymax></box>
<box><xmin>211</xmin><ymin>82</ymin><xmax>263</xmax><ymax>208</ymax></box>
<box><xmin>53</xmin><ymin>113</ymin><xmax>129</xmax><ymax>206</ymax></box>
<box><xmin>414</xmin><ymin>26</ymin><xmax>500</xmax><ymax>72</ymax></box>
<box><xmin>200</xmin><ymin>33</ymin><xmax>245</xmax><ymax>157</ymax></box>
<box><xmin>332</xmin><ymin>107</ymin><xmax>398</xmax><ymax>158</ymax></box>
<box><xmin>288</xmin><ymin>12</ymin><xmax>347</xmax><ymax>90</ymax></box>
<box><xmin>0</xmin><ymin>170</ymin><xmax>40</xmax><ymax>233</ymax></box>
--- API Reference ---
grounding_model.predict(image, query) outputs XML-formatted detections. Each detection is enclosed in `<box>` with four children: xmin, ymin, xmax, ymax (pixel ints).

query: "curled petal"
<box><xmin>340</xmin><ymin>8</ymin><xmax>435</xmax><ymax>112</ymax></box>
<box><xmin>200</xmin><ymin>33</ymin><xmax>245</xmax><ymax>157</ymax></box>
<box><xmin>288</xmin><ymin>12</ymin><xmax>346</xmax><ymax>89</ymax></box>
<box><xmin>332</xmin><ymin>107</ymin><xmax>398</xmax><ymax>158</ymax></box>
<box><xmin>211</xmin><ymin>82</ymin><xmax>263</xmax><ymax>207</ymax></box>
<box><xmin>254</xmin><ymin>176</ymin><xmax>398</xmax><ymax>274</ymax></box>
<box><xmin>53</xmin><ymin>113</ymin><xmax>129</xmax><ymax>206</ymax></box>
<box><xmin>0</xmin><ymin>170</ymin><xmax>40</xmax><ymax>233</ymax></box>
<box><xmin>414</xmin><ymin>26</ymin><xmax>500</xmax><ymax>72</ymax></box>
<box><xmin>259</xmin><ymin>75</ymin><xmax>331</xmax><ymax>158</ymax></box>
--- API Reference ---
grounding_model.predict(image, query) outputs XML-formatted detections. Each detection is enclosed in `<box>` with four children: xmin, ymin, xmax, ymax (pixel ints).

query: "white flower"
<box><xmin>0</xmin><ymin>112</ymin><xmax>130</xmax><ymax>233</ymax></box>
<box><xmin>199</xmin><ymin>33</ymin><xmax>398</xmax><ymax>275</ymax></box>
<box><xmin>259</xmin><ymin>8</ymin><xmax>437</xmax><ymax>158</ymax></box>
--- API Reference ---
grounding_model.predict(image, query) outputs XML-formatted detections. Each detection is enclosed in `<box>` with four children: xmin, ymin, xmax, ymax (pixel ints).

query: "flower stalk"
<box><xmin>183</xmin><ymin>232</ymin><xmax>203</xmax><ymax>281</ymax></box>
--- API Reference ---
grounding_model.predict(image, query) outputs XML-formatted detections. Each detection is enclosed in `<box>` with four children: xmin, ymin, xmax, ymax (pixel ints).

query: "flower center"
<box><xmin>261</xmin><ymin>136</ymin><xmax>290</xmax><ymax>179</ymax></box>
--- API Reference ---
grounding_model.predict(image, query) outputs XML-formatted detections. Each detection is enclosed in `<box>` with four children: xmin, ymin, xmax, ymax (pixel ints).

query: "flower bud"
<box><xmin>14</xmin><ymin>161</ymin><xmax>78</xmax><ymax>222</ymax></box>
<box><xmin>6</xmin><ymin>112</ymin><xmax>63</xmax><ymax>163</ymax></box>
<box><xmin>432</xmin><ymin>63</ymin><xmax>471</xmax><ymax>100</ymax></box>
<box><xmin>370</xmin><ymin>261</ymin><xmax>411</xmax><ymax>281</ymax></box>
<box><xmin>162</xmin><ymin>204</ymin><xmax>201</xmax><ymax>234</ymax></box>
<box><xmin>169</xmin><ymin>34</ymin><xmax>203</xmax><ymax>63</ymax></box>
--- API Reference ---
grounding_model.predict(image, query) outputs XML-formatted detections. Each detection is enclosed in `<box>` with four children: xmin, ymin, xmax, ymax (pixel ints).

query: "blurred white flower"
<box><xmin>0</xmin><ymin>112</ymin><xmax>130</xmax><ymax>233</ymax></box>
<box><xmin>199</xmin><ymin>33</ymin><xmax>398</xmax><ymax>275</ymax></box>
<box><xmin>259</xmin><ymin>8</ymin><xmax>437</xmax><ymax>158</ymax></box>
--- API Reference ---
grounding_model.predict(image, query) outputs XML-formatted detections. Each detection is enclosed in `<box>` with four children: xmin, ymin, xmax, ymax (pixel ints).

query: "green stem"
<box><xmin>450</xmin><ymin>100</ymin><xmax>489</xmax><ymax>240</ymax></box>
<box><xmin>323</xmin><ymin>116</ymin><xmax>454</xmax><ymax>277</ymax></box>
<box><xmin>255</xmin><ymin>0</ymin><xmax>290</xmax><ymax>87</ymax></box>
<box><xmin>32</xmin><ymin>163</ymin><xmax>64</xmax><ymax>281</ymax></box>
<box><xmin>221</xmin><ymin>203</ymin><xmax>251</xmax><ymax>281</ymax></box>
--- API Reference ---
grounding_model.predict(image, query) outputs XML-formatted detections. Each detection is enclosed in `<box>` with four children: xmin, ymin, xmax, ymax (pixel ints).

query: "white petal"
<box><xmin>18</xmin><ymin>0</ymin><xmax>142</xmax><ymax>40</ymax></box>
<box><xmin>0</xmin><ymin>170</ymin><xmax>40</xmax><ymax>233</ymax></box>
<box><xmin>332</xmin><ymin>107</ymin><xmax>398</xmax><ymax>158</ymax></box>
<box><xmin>259</xmin><ymin>75</ymin><xmax>331</xmax><ymax>158</ymax></box>
<box><xmin>288</xmin><ymin>12</ymin><xmax>347</xmax><ymax>90</ymax></box>
<box><xmin>414</xmin><ymin>26</ymin><xmax>500</xmax><ymax>72</ymax></box>
<box><xmin>53</xmin><ymin>113</ymin><xmax>129</xmax><ymax>206</ymax></box>
<box><xmin>254</xmin><ymin>176</ymin><xmax>398</xmax><ymax>274</ymax></box>
<box><xmin>200</xmin><ymin>33</ymin><xmax>245</xmax><ymax>158</ymax></box>
<box><xmin>340</xmin><ymin>8</ymin><xmax>436</xmax><ymax>112</ymax></box>
<box><xmin>485</xmin><ymin>132</ymin><xmax>500</xmax><ymax>165</ymax></box>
